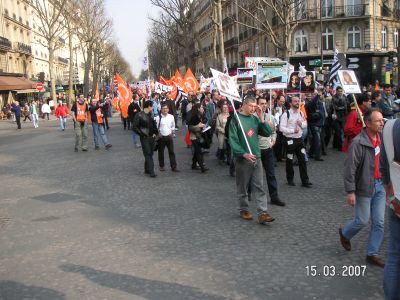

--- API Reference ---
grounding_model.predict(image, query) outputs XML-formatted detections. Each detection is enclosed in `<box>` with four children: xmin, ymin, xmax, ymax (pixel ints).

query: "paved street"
<box><xmin>0</xmin><ymin>117</ymin><xmax>388</xmax><ymax>300</ymax></box>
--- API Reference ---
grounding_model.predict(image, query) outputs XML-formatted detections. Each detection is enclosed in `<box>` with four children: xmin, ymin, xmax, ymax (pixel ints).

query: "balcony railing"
<box><xmin>224</xmin><ymin>37</ymin><xmax>238</xmax><ymax>48</ymax></box>
<box><xmin>57</xmin><ymin>56</ymin><xmax>69</xmax><ymax>64</ymax></box>
<box><xmin>295</xmin><ymin>4</ymin><xmax>368</xmax><ymax>21</ymax></box>
<box><xmin>15</xmin><ymin>42</ymin><xmax>32</xmax><ymax>55</ymax></box>
<box><xmin>0</xmin><ymin>36</ymin><xmax>12</xmax><ymax>50</ymax></box>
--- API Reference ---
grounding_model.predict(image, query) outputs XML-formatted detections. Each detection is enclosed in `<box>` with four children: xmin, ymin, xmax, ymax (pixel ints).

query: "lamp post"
<box><xmin>320</xmin><ymin>0</ymin><xmax>324</xmax><ymax>76</ymax></box>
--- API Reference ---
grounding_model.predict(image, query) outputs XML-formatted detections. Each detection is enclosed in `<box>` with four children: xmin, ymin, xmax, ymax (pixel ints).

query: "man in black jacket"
<box><xmin>128</xmin><ymin>94</ymin><xmax>142</xmax><ymax>148</ymax></box>
<box><xmin>132</xmin><ymin>100</ymin><xmax>158</xmax><ymax>177</ymax></box>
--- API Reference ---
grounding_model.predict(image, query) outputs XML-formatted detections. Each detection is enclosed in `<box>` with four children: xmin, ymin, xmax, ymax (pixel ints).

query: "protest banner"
<box><xmin>210</xmin><ymin>68</ymin><xmax>241</xmax><ymax>102</ymax></box>
<box><xmin>256</xmin><ymin>61</ymin><xmax>288</xmax><ymax>90</ymax></box>
<box><xmin>237</xmin><ymin>68</ymin><xmax>253</xmax><ymax>85</ymax></box>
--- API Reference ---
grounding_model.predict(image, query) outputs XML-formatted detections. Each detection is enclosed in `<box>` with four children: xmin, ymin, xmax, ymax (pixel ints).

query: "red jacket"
<box><xmin>55</xmin><ymin>106</ymin><xmax>69</xmax><ymax>118</ymax></box>
<box><xmin>342</xmin><ymin>106</ymin><xmax>366</xmax><ymax>152</ymax></box>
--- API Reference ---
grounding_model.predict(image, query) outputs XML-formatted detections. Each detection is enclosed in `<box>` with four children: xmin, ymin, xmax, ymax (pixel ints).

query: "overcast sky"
<box><xmin>104</xmin><ymin>0</ymin><xmax>157</xmax><ymax>78</ymax></box>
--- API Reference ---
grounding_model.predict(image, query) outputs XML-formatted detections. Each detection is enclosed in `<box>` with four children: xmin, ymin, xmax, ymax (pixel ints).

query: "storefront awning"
<box><xmin>13</xmin><ymin>89</ymin><xmax>38</xmax><ymax>94</ymax></box>
<box><xmin>0</xmin><ymin>76</ymin><xmax>36</xmax><ymax>91</ymax></box>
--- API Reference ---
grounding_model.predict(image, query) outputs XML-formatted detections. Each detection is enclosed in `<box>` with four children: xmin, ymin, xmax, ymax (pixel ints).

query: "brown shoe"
<box><xmin>239</xmin><ymin>210</ymin><xmax>253</xmax><ymax>221</ymax></box>
<box><xmin>366</xmin><ymin>255</ymin><xmax>385</xmax><ymax>268</ymax></box>
<box><xmin>159</xmin><ymin>167</ymin><xmax>165</xmax><ymax>171</ymax></box>
<box><xmin>339</xmin><ymin>228</ymin><xmax>351</xmax><ymax>251</ymax></box>
<box><xmin>258</xmin><ymin>212</ymin><xmax>275</xmax><ymax>224</ymax></box>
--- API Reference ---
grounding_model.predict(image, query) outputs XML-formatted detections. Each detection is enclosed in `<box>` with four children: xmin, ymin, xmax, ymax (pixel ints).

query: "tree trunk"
<box><xmin>83</xmin><ymin>45</ymin><xmax>93</xmax><ymax>97</ymax></box>
<box><xmin>212</xmin><ymin>4</ymin><xmax>218</xmax><ymax>67</ymax></box>
<box><xmin>48</xmin><ymin>39</ymin><xmax>57</xmax><ymax>109</ymax></box>
<box><xmin>68</xmin><ymin>28</ymin><xmax>74</xmax><ymax>107</ymax></box>
<box><xmin>92</xmin><ymin>48</ymin><xmax>99</xmax><ymax>94</ymax></box>
<box><xmin>217</xmin><ymin>0</ymin><xmax>225</xmax><ymax>71</ymax></box>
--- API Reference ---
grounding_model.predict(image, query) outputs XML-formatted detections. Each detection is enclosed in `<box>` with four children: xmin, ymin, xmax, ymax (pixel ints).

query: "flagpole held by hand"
<box><xmin>230</xmin><ymin>98</ymin><xmax>253</xmax><ymax>156</ymax></box>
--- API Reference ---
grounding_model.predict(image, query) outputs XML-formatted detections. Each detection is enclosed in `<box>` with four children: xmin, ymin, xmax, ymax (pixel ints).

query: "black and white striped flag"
<box><xmin>175</xmin><ymin>86</ymin><xmax>187</xmax><ymax>104</ymax></box>
<box><xmin>329</xmin><ymin>48</ymin><xmax>342</xmax><ymax>88</ymax></box>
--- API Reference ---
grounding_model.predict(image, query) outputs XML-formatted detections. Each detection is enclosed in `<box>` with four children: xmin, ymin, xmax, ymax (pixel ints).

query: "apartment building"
<box><xmin>192</xmin><ymin>0</ymin><xmax>400</xmax><ymax>85</ymax></box>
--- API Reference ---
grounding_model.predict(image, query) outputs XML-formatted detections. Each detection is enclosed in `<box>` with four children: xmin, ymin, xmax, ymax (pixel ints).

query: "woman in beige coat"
<box><xmin>215</xmin><ymin>103</ymin><xmax>229</xmax><ymax>163</ymax></box>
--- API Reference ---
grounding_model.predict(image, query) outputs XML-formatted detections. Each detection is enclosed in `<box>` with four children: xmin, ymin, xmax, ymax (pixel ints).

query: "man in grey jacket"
<box><xmin>339</xmin><ymin>108</ymin><xmax>386</xmax><ymax>268</ymax></box>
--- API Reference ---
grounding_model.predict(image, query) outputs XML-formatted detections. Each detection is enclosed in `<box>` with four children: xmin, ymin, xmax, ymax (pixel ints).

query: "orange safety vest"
<box><xmin>76</xmin><ymin>103</ymin><xmax>87</xmax><ymax>122</ymax></box>
<box><xmin>95</xmin><ymin>108</ymin><xmax>103</xmax><ymax>124</ymax></box>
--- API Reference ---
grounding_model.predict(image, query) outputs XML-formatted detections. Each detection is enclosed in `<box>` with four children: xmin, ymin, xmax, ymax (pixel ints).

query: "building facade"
<box><xmin>192</xmin><ymin>0</ymin><xmax>400</xmax><ymax>86</ymax></box>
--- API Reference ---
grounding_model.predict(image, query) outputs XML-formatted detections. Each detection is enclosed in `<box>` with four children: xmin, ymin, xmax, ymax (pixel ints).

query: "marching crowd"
<box><xmin>2</xmin><ymin>79</ymin><xmax>400</xmax><ymax>299</ymax></box>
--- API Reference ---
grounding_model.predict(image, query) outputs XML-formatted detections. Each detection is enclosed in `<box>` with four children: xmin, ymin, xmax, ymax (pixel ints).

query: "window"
<box><xmin>322</xmin><ymin>28</ymin><xmax>334</xmax><ymax>50</ymax></box>
<box><xmin>13</xmin><ymin>13</ymin><xmax>16</xmax><ymax>20</ymax></box>
<box><xmin>322</xmin><ymin>0</ymin><xmax>334</xmax><ymax>17</ymax></box>
<box><xmin>294</xmin><ymin>30</ymin><xmax>308</xmax><ymax>52</ymax></box>
<box><xmin>395</xmin><ymin>29</ymin><xmax>399</xmax><ymax>48</ymax></box>
<box><xmin>382</xmin><ymin>26</ymin><xmax>388</xmax><ymax>48</ymax></box>
<box><xmin>294</xmin><ymin>0</ymin><xmax>307</xmax><ymax>20</ymax></box>
<box><xmin>19</xmin><ymin>17</ymin><xmax>22</xmax><ymax>23</ymax></box>
<box><xmin>348</xmin><ymin>26</ymin><xmax>361</xmax><ymax>48</ymax></box>
<box><xmin>4</xmin><ymin>9</ymin><xmax>8</xmax><ymax>16</ymax></box>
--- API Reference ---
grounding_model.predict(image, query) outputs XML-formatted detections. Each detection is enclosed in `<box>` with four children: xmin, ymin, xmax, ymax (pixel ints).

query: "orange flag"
<box><xmin>115</xmin><ymin>73</ymin><xmax>132</xmax><ymax>118</ymax></box>
<box><xmin>183</xmin><ymin>68</ymin><xmax>199</xmax><ymax>94</ymax></box>
<box><xmin>173</xmin><ymin>70</ymin><xmax>185</xmax><ymax>90</ymax></box>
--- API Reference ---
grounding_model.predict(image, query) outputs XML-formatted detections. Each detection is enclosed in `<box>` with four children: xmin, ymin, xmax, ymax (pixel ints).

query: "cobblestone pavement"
<box><xmin>0</xmin><ymin>117</ymin><xmax>389</xmax><ymax>300</ymax></box>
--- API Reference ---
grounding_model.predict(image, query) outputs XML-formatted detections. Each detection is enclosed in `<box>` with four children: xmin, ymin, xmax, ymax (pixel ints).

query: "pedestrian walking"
<box><xmin>30</xmin><ymin>100</ymin><xmax>39</xmax><ymax>128</ymax></box>
<box><xmin>339</xmin><ymin>108</ymin><xmax>386</xmax><ymax>268</ymax></box>
<box><xmin>41</xmin><ymin>101</ymin><xmax>51</xmax><ymax>120</ymax></box>
<box><xmin>155</xmin><ymin>103</ymin><xmax>179</xmax><ymax>172</ymax></box>
<box><xmin>71</xmin><ymin>94</ymin><xmax>89</xmax><ymax>152</ymax></box>
<box><xmin>132</xmin><ymin>100</ymin><xmax>158</xmax><ymax>178</ymax></box>
<box><xmin>89</xmin><ymin>98</ymin><xmax>112</xmax><ymax>150</ymax></box>
<box><xmin>55</xmin><ymin>101</ymin><xmax>68</xmax><ymax>130</ymax></box>
<box><xmin>279</xmin><ymin>96</ymin><xmax>312</xmax><ymax>187</ymax></box>
<box><xmin>11</xmin><ymin>101</ymin><xmax>21</xmax><ymax>129</ymax></box>
<box><xmin>188</xmin><ymin>103</ymin><xmax>208</xmax><ymax>173</ymax></box>
<box><xmin>258</xmin><ymin>97</ymin><xmax>285</xmax><ymax>207</ymax></box>
<box><xmin>228</xmin><ymin>96</ymin><xmax>275</xmax><ymax>224</ymax></box>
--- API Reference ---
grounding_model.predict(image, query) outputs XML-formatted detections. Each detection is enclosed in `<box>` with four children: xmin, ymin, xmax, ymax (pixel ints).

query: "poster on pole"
<box><xmin>287</xmin><ymin>71</ymin><xmax>316</xmax><ymax>93</ymax></box>
<box><xmin>256</xmin><ymin>61</ymin><xmax>289</xmax><ymax>90</ymax></box>
<box><xmin>236</xmin><ymin>68</ymin><xmax>253</xmax><ymax>84</ymax></box>
<box><xmin>210</xmin><ymin>68</ymin><xmax>241</xmax><ymax>101</ymax></box>
<box><xmin>245</xmin><ymin>57</ymin><xmax>282</xmax><ymax>71</ymax></box>
<box><xmin>337</xmin><ymin>70</ymin><xmax>361</xmax><ymax>94</ymax></box>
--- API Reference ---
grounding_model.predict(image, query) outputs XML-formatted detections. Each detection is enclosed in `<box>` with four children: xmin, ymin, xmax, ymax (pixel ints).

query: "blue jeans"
<box><xmin>132</xmin><ymin>131</ymin><xmax>140</xmax><ymax>145</ymax></box>
<box><xmin>342</xmin><ymin>180</ymin><xmax>386</xmax><ymax>256</ymax></box>
<box><xmin>92</xmin><ymin>122</ymin><xmax>109</xmax><ymax>147</ymax></box>
<box><xmin>384</xmin><ymin>209</ymin><xmax>400</xmax><ymax>300</ymax></box>
<box><xmin>59</xmin><ymin>117</ymin><xmax>66</xmax><ymax>130</ymax></box>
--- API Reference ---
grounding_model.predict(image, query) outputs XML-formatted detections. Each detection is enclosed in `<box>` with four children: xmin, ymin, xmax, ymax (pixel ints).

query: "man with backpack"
<box><xmin>280</xmin><ymin>96</ymin><xmax>312</xmax><ymax>187</ymax></box>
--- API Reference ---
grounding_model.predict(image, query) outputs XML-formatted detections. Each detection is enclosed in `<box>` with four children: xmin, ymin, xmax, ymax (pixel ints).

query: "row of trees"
<box><xmin>147</xmin><ymin>0</ymin><xmax>305</xmax><ymax>79</ymax></box>
<box><xmin>31</xmin><ymin>0</ymin><xmax>133</xmax><ymax>105</ymax></box>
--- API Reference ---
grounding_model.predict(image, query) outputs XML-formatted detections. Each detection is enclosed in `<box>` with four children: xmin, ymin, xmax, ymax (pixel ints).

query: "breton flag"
<box><xmin>175</xmin><ymin>86</ymin><xmax>187</xmax><ymax>104</ymax></box>
<box><xmin>329</xmin><ymin>48</ymin><xmax>342</xmax><ymax>88</ymax></box>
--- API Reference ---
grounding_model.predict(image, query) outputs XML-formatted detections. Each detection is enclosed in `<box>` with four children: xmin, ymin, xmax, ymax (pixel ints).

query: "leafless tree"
<box><xmin>235</xmin><ymin>0</ymin><xmax>304</xmax><ymax>60</ymax></box>
<box><xmin>76</xmin><ymin>0</ymin><xmax>112</xmax><ymax>96</ymax></box>
<box><xmin>31</xmin><ymin>0</ymin><xmax>68</xmax><ymax>106</ymax></box>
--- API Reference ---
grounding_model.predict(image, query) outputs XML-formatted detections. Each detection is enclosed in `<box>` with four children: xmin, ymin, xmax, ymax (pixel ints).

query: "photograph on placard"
<box><xmin>210</xmin><ymin>68</ymin><xmax>241</xmax><ymax>101</ymax></box>
<box><xmin>337</xmin><ymin>70</ymin><xmax>361</xmax><ymax>94</ymax></box>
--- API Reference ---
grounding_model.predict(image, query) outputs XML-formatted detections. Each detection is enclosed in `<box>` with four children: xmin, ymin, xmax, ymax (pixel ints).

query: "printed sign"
<box><xmin>154</xmin><ymin>82</ymin><xmax>173</xmax><ymax>93</ymax></box>
<box><xmin>245</xmin><ymin>57</ymin><xmax>282</xmax><ymax>71</ymax></box>
<box><xmin>256</xmin><ymin>61</ymin><xmax>289</xmax><ymax>90</ymax></box>
<box><xmin>337</xmin><ymin>70</ymin><xmax>362</xmax><ymax>94</ymax></box>
<box><xmin>210</xmin><ymin>68</ymin><xmax>241</xmax><ymax>102</ymax></box>
<box><xmin>236</xmin><ymin>68</ymin><xmax>253</xmax><ymax>84</ymax></box>
<box><xmin>287</xmin><ymin>71</ymin><xmax>316</xmax><ymax>93</ymax></box>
